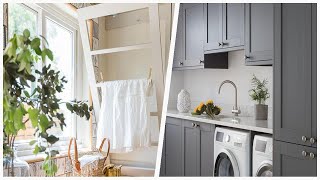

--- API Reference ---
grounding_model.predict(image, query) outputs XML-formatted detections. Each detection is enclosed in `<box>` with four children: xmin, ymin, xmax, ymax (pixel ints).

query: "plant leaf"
<box><xmin>28</xmin><ymin>108</ymin><xmax>39</xmax><ymax>127</ymax></box>
<box><xmin>39</xmin><ymin>114</ymin><xmax>49</xmax><ymax>132</ymax></box>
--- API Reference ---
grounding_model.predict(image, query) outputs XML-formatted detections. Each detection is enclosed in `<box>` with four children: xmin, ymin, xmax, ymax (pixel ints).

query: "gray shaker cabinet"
<box><xmin>172</xmin><ymin>7</ymin><xmax>184</xmax><ymax>69</ymax></box>
<box><xmin>273</xmin><ymin>141</ymin><xmax>317</xmax><ymax>176</ymax></box>
<box><xmin>161</xmin><ymin>117</ymin><xmax>215</xmax><ymax>176</ymax></box>
<box><xmin>182</xmin><ymin>120</ymin><xmax>200</xmax><ymax>176</ymax></box>
<box><xmin>273</xmin><ymin>4</ymin><xmax>317</xmax><ymax>176</ymax></box>
<box><xmin>183</xmin><ymin>3</ymin><xmax>205</xmax><ymax>68</ymax></box>
<box><xmin>163</xmin><ymin>117</ymin><xmax>183</xmax><ymax>176</ymax></box>
<box><xmin>245</xmin><ymin>4</ymin><xmax>274</xmax><ymax>65</ymax></box>
<box><xmin>205</xmin><ymin>3</ymin><xmax>244</xmax><ymax>53</ymax></box>
<box><xmin>274</xmin><ymin>3</ymin><xmax>316</xmax><ymax>147</ymax></box>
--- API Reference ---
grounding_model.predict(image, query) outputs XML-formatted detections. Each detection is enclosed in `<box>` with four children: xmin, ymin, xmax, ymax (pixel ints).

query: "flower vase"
<box><xmin>177</xmin><ymin>89</ymin><xmax>191</xmax><ymax>113</ymax></box>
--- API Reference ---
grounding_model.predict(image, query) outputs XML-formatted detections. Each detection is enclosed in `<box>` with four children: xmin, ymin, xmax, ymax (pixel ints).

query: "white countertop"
<box><xmin>166</xmin><ymin>110</ymin><xmax>273</xmax><ymax>134</ymax></box>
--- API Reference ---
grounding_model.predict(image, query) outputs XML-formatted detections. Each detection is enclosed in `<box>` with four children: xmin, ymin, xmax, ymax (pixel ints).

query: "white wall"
<box><xmin>168</xmin><ymin>50</ymin><xmax>273</xmax><ymax>119</ymax></box>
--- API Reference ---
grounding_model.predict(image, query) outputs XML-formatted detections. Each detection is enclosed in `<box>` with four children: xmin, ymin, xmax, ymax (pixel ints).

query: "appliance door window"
<box><xmin>214</xmin><ymin>151</ymin><xmax>239</xmax><ymax>176</ymax></box>
<box><xmin>256</xmin><ymin>163</ymin><xmax>272</xmax><ymax>177</ymax></box>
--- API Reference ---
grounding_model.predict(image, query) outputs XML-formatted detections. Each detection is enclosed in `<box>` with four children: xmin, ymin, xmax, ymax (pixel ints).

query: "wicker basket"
<box><xmin>67</xmin><ymin>137</ymin><xmax>110</xmax><ymax>177</ymax></box>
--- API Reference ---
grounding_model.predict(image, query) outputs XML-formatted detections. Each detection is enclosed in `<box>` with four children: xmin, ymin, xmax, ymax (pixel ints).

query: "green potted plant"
<box><xmin>3</xmin><ymin>29</ymin><xmax>92</xmax><ymax>176</ymax></box>
<box><xmin>249</xmin><ymin>74</ymin><xmax>270</xmax><ymax>120</ymax></box>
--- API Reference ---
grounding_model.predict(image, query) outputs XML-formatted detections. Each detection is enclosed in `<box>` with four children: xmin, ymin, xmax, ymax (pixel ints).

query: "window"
<box><xmin>8</xmin><ymin>4</ymin><xmax>77</xmax><ymax>146</ymax></box>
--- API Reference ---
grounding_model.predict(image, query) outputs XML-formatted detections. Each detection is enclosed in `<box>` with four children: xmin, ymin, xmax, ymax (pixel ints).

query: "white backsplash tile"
<box><xmin>168</xmin><ymin>50</ymin><xmax>273</xmax><ymax>118</ymax></box>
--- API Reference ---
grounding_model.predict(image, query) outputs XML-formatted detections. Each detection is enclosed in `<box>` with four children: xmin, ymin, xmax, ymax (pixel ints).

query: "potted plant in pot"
<box><xmin>249</xmin><ymin>74</ymin><xmax>270</xmax><ymax>120</ymax></box>
<box><xmin>3</xmin><ymin>29</ymin><xmax>92</xmax><ymax>176</ymax></box>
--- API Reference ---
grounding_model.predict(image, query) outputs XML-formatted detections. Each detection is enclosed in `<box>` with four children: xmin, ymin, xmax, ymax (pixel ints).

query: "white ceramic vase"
<box><xmin>177</xmin><ymin>89</ymin><xmax>191</xmax><ymax>113</ymax></box>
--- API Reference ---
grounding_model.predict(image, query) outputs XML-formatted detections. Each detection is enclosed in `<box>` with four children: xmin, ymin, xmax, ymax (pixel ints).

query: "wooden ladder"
<box><xmin>77</xmin><ymin>4</ymin><xmax>164</xmax><ymax>142</ymax></box>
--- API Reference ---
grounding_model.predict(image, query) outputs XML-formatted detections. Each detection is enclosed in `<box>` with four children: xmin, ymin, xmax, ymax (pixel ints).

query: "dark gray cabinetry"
<box><xmin>163</xmin><ymin>117</ymin><xmax>183</xmax><ymax>176</ymax></box>
<box><xmin>274</xmin><ymin>3</ymin><xmax>316</xmax><ymax>147</ymax></box>
<box><xmin>173</xmin><ymin>4</ymin><xmax>204</xmax><ymax>70</ymax></box>
<box><xmin>273</xmin><ymin>4</ymin><xmax>317</xmax><ymax>176</ymax></box>
<box><xmin>161</xmin><ymin>117</ymin><xmax>215</xmax><ymax>176</ymax></box>
<box><xmin>245</xmin><ymin>4</ymin><xmax>274</xmax><ymax>65</ymax></box>
<box><xmin>183</xmin><ymin>120</ymin><xmax>200</xmax><ymax>176</ymax></box>
<box><xmin>172</xmin><ymin>7</ymin><xmax>184</xmax><ymax>69</ymax></box>
<box><xmin>205</xmin><ymin>3</ymin><xmax>244</xmax><ymax>53</ymax></box>
<box><xmin>273</xmin><ymin>141</ymin><xmax>317</xmax><ymax>176</ymax></box>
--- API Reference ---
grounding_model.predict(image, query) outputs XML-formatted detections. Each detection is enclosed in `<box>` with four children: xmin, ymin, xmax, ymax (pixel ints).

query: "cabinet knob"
<box><xmin>199</xmin><ymin>60</ymin><xmax>204</xmax><ymax>64</ymax></box>
<box><xmin>309</xmin><ymin>152</ymin><xmax>315</xmax><ymax>159</ymax></box>
<box><xmin>302</xmin><ymin>151</ymin><xmax>308</xmax><ymax>157</ymax></box>
<box><xmin>191</xmin><ymin>123</ymin><xmax>199</xmax><ymax>128</ymax></box>
<box><xmin>179</xmin><ymin>62</ymin><xmax>183</xmax><ymax>66</ymax></box>
<box><xmin>302</xmin><ymin>136</ymin><xmax>308</xmax><ymax>142</ymax></box>
<box><xmin>218</xmin><ymin>42</ymin><xmax>222</xmax><ymax>46</ymax></box>
<box><xmin>310</xmin><ymin>137</ymin><xmax>316</xmax><ymax>144</ymax></box>
<box><xmin>245</xmin><ymin>55</ymin><xmax>250</xmax><ymax>59</ymax></box>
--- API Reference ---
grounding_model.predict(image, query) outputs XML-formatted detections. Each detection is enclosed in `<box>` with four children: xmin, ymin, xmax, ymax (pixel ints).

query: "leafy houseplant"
<box><xmin>191</xmin><ymin>100</ymin><xmax>221</xmax><ymax>119</ymax></box>
<box><xmin>249</xmin><ymin>74</ymin><xmax>270</xmax><ymax>120</ymax></box>
<box><xmin>3</xmin><ymin>29</ymin><xmax>92</xmax><ymax>176</ymax></box>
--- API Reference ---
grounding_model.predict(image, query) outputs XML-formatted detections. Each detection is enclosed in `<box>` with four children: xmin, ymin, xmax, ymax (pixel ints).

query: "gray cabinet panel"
<box><xmin>173</xmin><ymin>7</ymin><xmax>184</xmax><ymax>69</ymax></box>
<box><xmin>205</xmin><ymin>3</ymin><xmax>244</xmax><ymax>53</ymax></box>
<box><xmin>274</xmin><ymin>4</ymin><xmax>313</xmax><ymax>147</ymax></box>
<box><xmin>164</xmin><ymin>117</ymin><xmax>183</xmax><ymax>176</ymax></box>
<box><xmin>245</xmin><ymin>4</ymin><xmax>273</xmax><ymax>65</ymax></box>
<box><xmin>311</xmin><ymin>4</ymin><xmax>317</xmax><ymax>147</ymax></box>
<box><xmin>184</xmin><ymin>4</ymin><xmax>204</xmax><ymax>67</ymax></box>
<box><xmin>183</xmin><ymin>120</ymin><xmax>200</xmax><ymax>176</ymax></box>
<box><xmin>200</xmin><ymin>123</ymin><xmax>215</xmax><ymax>176</ymax></box>
<box><xmin>204</xmin><ymin>3</ymin><xmax>223</xmax><ymax>51</ymax></box>
<box><xmin>273</xmin><ymin>140</ymin><xmax>317</xmax><ymax>176</ymax></box>
<box><xmin>222</xmin><ymin>3</ymin><xmax>244</xmax><ymax>48</ymax></box>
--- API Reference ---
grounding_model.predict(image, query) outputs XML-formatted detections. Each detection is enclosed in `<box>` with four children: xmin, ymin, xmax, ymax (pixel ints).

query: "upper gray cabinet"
<box><xmin>245</xmin><ymin>4</ymin><xmax>274</xmax><ymax>65</ymax></box>
<box><xmin>205</xmin><ymin>3</ymin><xmax>244</xmax><ymax>53</ymax></box>
<box><xmin>173</xmin><ymin>4</ymin><xmax>205</xmax><ymax>70</ymax></box>
<box><xmin>274</xmin><ymin>3</ymin><xmax>316</xmax><ymax>148</ymax></box>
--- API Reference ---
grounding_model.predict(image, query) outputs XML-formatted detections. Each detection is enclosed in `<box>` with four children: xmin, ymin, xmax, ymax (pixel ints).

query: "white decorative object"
<box><xmin>177</xmin><ymin>89</ymin><xmax>191</xmax><ymax>113</ymax></box>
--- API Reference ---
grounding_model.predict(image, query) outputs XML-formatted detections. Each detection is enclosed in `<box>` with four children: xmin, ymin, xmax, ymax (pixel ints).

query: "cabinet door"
<box><xmin>273</xmin><ymin>140</ymin><xmax>317</xmax><ymax>176</ymax></box>
<box><xmin>173</xmin><ymin>6</ymin><xmax>184</xmax><ymax>69</ymax></box>
<box><xmin>204</xmin><ymin>3</ymin><xmax>223</xmax><ymax>51</ymax></box>
<box><xmin>245</xmin><ymin>4</ymin><xmax>273</xmax><ymax>65</ymax></box>
<box><xmin>222</xmin><ymin>3</ymin><xmax>244</xmax><ymax>48</ymax></box>
<box><xmin>274</xmin><ymin>4</ymin><xmax>313</xmax><ymax>147</ymax></box>
<box><xmin>183</xmin><ymin>120</ymin><xmax>200</xmax><ymax>176</ymax></box>
<box><xmin>311</xmin><ymin>4</ymin><xmax>317</xmax><ymax>147</ymax></box>
<box><xmin>165</xmin><ymin>117</ymin><xmax>183</xmax><ymax>176</ymax></box>
<box><xmin>200</xmin><ymin>123</ymin><xmax>215</xmax><ymax>176</ymax></box>
<box><xmin>183</xmin><ymin>4</ymin><xmax>204</xmax><ymax>67</ymax></box>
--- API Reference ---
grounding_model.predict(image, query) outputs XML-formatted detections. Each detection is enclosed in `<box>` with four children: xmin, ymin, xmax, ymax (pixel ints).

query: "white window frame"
<box><xmin>10</xmin><ymin>3</ymin><xmax>80</xmax><ymax>145</ymax></box>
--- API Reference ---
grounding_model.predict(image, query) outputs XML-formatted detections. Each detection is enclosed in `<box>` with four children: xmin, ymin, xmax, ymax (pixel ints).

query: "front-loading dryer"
<box><xmin>252</xmin><ymin>134</ymin><xmax>273</xmax><ymax>176</ymax></box>
<box><xmin>213</xmin><ymin>127</ymin><xmax>251</xmax><ymax>176</ymax></box>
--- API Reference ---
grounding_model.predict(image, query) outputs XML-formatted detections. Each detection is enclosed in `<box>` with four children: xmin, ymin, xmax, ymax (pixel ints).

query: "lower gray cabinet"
<box><xmin>164</xmin><ymin>117</ymin><xmax>183</xmax><ymax>176</ymax></box>
<box><xmin>183</xmin><ymin>120</ymin><xmax>200</xmax><ymax>176</ymax></box>
<box><xmin>161</xmin><ymin>117</ymin><xmax>215</xmax><ymax>176</ymax></box>
<box><xmin>273</xmin><ymin>140</ymin><xmax>317</xmax><ymax>176</ymax></box>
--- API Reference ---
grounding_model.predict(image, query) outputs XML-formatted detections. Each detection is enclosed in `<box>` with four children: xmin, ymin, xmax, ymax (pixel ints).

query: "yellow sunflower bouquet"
<box><xmin>191</xmin><ymin>99</ymin><xmax>221</xmax><ymax>119</ymax></box>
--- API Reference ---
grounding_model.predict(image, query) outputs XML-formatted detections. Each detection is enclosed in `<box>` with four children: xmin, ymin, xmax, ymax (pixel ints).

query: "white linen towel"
<box><xmin>96</xmin><ymin>79</ymin><xmax>155</xmax><ymax>153</ymax></box>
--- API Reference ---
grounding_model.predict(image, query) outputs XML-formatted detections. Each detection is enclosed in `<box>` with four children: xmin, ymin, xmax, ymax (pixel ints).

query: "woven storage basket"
<box><xmin>68</xmin><ymin>137</ymin><xmax>110</xmax><ymax>177</ymax></box>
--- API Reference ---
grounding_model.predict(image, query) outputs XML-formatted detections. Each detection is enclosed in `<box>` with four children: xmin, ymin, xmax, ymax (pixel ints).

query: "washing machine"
<box><xmin>213</xmin><ymin>127</ymin><xmax>251</xmax><ymax>176</ymax></box>
<box><xmin>252</xmin><ymin>134</ymin><xmax>273</xmax><ymax>176</ymax></box>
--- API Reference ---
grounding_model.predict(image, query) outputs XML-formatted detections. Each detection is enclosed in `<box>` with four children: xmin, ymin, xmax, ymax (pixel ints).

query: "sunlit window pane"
<box><xmin>45</xmin><ymin>18</ymin><xmax>74</xmax><ymax>137</ymax></box>
<box><xmin>8</xmin><ymin>4</ymin><xmax>37</xmax><ymax>38</ymax></box>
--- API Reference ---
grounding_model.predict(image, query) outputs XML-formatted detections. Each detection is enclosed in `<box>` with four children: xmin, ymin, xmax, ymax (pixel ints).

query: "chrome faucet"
<box><xmin>218</xmin><ymin>80</ymin><xmax>241</xmax><ymax>116</ymax></box>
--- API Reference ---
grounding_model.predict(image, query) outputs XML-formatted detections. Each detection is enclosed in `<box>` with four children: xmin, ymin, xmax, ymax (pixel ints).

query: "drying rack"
<box><xmin>77</xmin><ymin>4</ymin><xmax>165</xmax><ymax>140</ymax></box>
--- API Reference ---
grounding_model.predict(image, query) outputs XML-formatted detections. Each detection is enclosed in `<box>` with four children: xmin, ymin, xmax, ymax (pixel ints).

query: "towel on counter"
<box><xmin>96</xmin><ymin>79</ymin><xmax>156</xmax><ymax>153</ymax></box>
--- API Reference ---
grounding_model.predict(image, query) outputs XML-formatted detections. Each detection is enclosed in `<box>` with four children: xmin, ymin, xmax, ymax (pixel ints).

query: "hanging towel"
<box><xmin>96</xmin><ymin>79</ymin><xmax>154</xmax><ymax>153</ymax></box>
